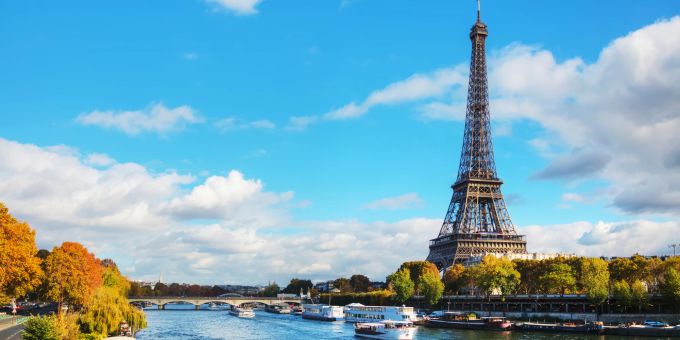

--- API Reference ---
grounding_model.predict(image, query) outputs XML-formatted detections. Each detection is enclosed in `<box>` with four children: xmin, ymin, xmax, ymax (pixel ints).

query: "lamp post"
<box><xmin>670</xmin><ymin>244</ymin><xmax>678</xmax><ymax>257</ymax></box>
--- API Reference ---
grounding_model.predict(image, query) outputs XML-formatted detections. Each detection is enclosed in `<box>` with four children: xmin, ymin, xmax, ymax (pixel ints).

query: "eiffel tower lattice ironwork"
<box><xmin>426</xmin><ymin>1</ymin><xmax>527</xmax><ymax>270</ymax></box>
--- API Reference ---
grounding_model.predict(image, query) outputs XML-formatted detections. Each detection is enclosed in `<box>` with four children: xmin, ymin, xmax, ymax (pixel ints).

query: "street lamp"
<box><xmin>670</xmin><ymin>244</ymin><xmax>678</xmax><ymax>257</ymax></box>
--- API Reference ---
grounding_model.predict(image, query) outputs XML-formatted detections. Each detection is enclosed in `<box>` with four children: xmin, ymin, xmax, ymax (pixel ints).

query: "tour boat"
<box><xmin>344</xmin><ymin>304</ymin><xmax>417</xmax><ymax>323</ymax></box>
<box><xmin>264</xmin><ymin>303</ymin><xmax>291</xmax><ymax>314</ymax></box>
<box><xmin>292</xmin><ymin>305</ymin><xmax>304</xmax><ymax>315</ymax></box>
<box><xmin>354</xmin><ymin>320</ymin><xmax>416</xmax><ymax>339</ymax></box>
<box><xmin>301</xmin><ymin>304</ymin><xmax>344</xmax><ymax>321</ymax></box>
<box><xmin>515</xmin><ymin>321</ymin><xmax>604</xmax><ymax>334</ymax></box>
<box><xmin>229</xmin><ymin>306</ymin><xmax>255</xmax><ymax>318</ymax></box>
<box><xmin>427</xmin><ymin>312</ymin><xmax>512</xmax><ymax>331</ymax></box>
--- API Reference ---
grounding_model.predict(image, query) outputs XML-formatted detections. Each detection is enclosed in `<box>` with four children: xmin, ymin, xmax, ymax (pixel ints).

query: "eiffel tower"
<box><xmin>426</xmin><ymin>0</ymin><xmax>527</xmax><ymax>270</ymax></box>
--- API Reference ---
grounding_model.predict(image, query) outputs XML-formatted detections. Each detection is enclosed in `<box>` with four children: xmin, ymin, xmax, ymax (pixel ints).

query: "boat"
<box><xmin>301</xmin><ymin>304</ymin><xmax>344</xmax><ymax>321</ymax></box>
<box><xmin>265</xmin><ymin>303</ymin><xmax>291</xmax><ymax>314</ymax></box>
<box><xmin>426</xmin><ymin>312</ymin><xmax>511</xmax><ymax>331</ymax></box>
<box><xmin>344</xmin><ymin>303</ymin><xmax>417</xmax><ymax>323</ymax></box>
<box><xmin>605</xmin><ymin>323</ymin><xmax>680</xmax><ymax>337</ymax></box>
<box><xmin>354</xmin><ymin>320</ymin><xmax>416</xmax><ymax>339</ymax></box>
<box><xmin>292</xmin><ymin>305</ymin><xmax>304</xmax><ymax>315</ymax></box>
<box><xmin>229</xmin><ymin>306</ymin><xmax>255</xmax><ymax>318</ymax></box>
<box><xmin>515</xmin><ymin>321</ymin><xmax>604</xmax><ymax>334</ymax></box>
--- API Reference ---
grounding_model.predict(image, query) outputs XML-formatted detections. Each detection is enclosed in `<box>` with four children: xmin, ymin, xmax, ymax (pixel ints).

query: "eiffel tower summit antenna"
<box><xmin>477</xmin><ymin>0</ymin><xmax>481</xmax><ymax>22</ymax></box>
<box><xmin>426</xmin><ymin>0</ymin><xmax>527</xmax><ymax>270</ymax></box>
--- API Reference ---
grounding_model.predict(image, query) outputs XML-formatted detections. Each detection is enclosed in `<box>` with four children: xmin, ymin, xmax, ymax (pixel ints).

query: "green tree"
<box><xmin>0</xmin><ymin>203</ymin><xmax>44</xmax><ymax>304</ymax></box>
<box><xmin>398</xmin><ymin>261</ymin><xmax>438</xmax><ymax>293</ymax></box>
<box><xmin>442</xmin><ymin>264</ymin><xmax>466</xmax><ymax>295</ymax></box>
<box><xmin>261</xmin><ymin>282</ymin><xmax>280</xmax><ymax>297</ymax></box>
<box><xmin>473</xmin><ymin>255</ymin><xmax>520</xmax><ymax>296</ymax></box>
<box><xmin>79</xmin><ymin>286</ymin><xmax>147</xmax><ymax>337</ymax></box>
<box><xmin>334</xmin><ymin>278</ymin><xmax>352</xmax><ymax>293</ymax></box>
<box><xmin>609</xmin><ymin>258</ymin><xmax>638</xmax><ymax>283</ymax></box>
<box><xmin>44</xmin><ymin>242</ymin><xmax>103</xmax><ymax>312</ymax></box>
<box><xmin>22</xmin><ymin>315</ymin><xmax>59</xmax><ymax>340</ymax></box>
<box><xmin>612</xmin><ymin>280</ymin><xmax>632</xmax><ymax>312</ymax></box>
<box><xmin>580</xmin><ymin>257</ymin><xmax>610</xmax><ymax>306</ymax></box>
<box><xmin>283</xmin><ymin>278</ymin><xmax>313</xmax><ymax>294</ymax></box>
<box><xmin>418</xmin><ymin>271</ymin><xmax>444</xmax><ymax>306</ymax></box>
<box><xmin>349</xmin><ymin>274</ymin><xmax>371</xmax><ymax>293</ymax></box>
<box><xmin>540</xmin><ymin>263</ymin><xmax>576</xmax><ymax>295</ymax></box>
<box><xmin>513</xmin><ymin>260</ymin><xmax>542</xmax><ymax>294</ymax></box>
<box><xmin>660</xmin><ymin>268</ymin><xmax>680</xmax><ymax>312</ymax></box>
<box><xmin>630</xmin><ymin>280</ymin><xmax>648</xmax><ymax>313</ymax></box>
<box><xmin>387</xmin><ymin>268</ymin><xmax>414</xmax><ymax>304</ymax></box>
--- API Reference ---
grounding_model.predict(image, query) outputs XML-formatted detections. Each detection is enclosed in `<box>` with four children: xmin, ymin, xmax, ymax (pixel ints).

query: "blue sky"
<box><xmin>1</xmin><ymin>0</ymin><xmax>679</xmax><ymax>284</ymax></box>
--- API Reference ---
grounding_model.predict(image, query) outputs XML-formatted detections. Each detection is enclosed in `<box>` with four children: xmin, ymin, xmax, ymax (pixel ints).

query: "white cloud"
<box><xmin>76</xmin><ymin>103</ymin><xmax>203</xmax><ymax>135</ymax></box>
<box><xmin>363</xmin><ymin>193</ymin><xmax>425</xmax><ymax>210</ymax></box>
<box><xmin>85</xmin><ymin>153</ymin><xmax>116</xmax><ymax>167</ymax></box>
<box><xmin>561</xmin><ymin>193</ymin><xmax>586</xmax><ymax>203</ymax></box>
<box><xmin>206</xmin><ymin>0</ymin><xmax>261</xmax><ymax>15</ymax></box>
<box><xmin>0</xmin><ymin>137</ymin><xmax>440</xmax><ymax>284</ymax></box>
<box><xmin>215</xmin><ymin>117</ymin><xmax>276</xmax><ymax>131</ymax></box>
<box><xmin>520</xmin><ymin>220</ymin><xmax>680</xmax><ymax>257</ymax></box>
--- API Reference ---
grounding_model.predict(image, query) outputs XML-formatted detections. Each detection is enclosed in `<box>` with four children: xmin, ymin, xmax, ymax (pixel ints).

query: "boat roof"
<box><xmin>346</xmin><ymin>303</ymin><xmax>365</xmax><ymax>307</ymax></box>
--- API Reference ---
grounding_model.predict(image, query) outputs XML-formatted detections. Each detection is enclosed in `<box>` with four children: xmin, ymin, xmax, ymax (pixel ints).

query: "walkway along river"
<box><xmin>135</xmin><ymin>304</ymin><xmax>644</xmax><ymax>340</ymax></box>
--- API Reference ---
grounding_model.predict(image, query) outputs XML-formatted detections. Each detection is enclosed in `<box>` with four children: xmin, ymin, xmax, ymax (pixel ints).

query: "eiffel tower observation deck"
<box><xmin>426</xmin><ymin>1</ymin><xmax>527</xmax><ymax>270</ymax></box>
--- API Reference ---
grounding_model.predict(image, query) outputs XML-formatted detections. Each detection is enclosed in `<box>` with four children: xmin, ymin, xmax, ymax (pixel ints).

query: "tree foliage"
<box><xmin>79</xmin><ymin>286</ymin><xmax>147</xmax><ymax>337</ymax></box>
<box><xmin>472</xmin><ymin>255</ymin><xmax>520</xmax><ymax>296</ymax></box>
<box><xmin>418</xmin><ymin>271</ymin><xmax>444</xmax><ymax>306</ymax></box>
<box><xmin>22</xmin><ymin>315</ymin><xmax>59</xmax><ymax>340</ymax></box>
<box><xmin>387</xmin><ymin>268</ymin><xmax>414</xmax><ymax>304</ymax></box>
<box><xmin>442</xmin><ymin>264</ymin><xmax>466</xmax><ymax>295</ymax></box>
<box><xmin>539</xmin><ymin>263</ymin><xmax>576</xmax><ymax>295</ymax></box>
<box><xmin>661</xmin><ymin>268</ymin><xmax>680</xmax><ymax>312</ymax></box>
<box><xmin>283</xmin><ymin>278</ymin><xmax>313</xmax><ymax>294</ymax></box>
<box><xmin>349</xmin><ymin>274</ymin><xmax>371</xmax><ymax>293</ymax></box>
<box><xmin>612</xmin><ymin>280</ymin><xmax>632</xmax><ymax>311</ymax></box>
<box><xmin>0</xmin><ymin>202</ymin><xmax>43</xmax><ymax>302</ymax></box>
<box><xmin>580</xmin><ymin>257</ymin><xmax>609</xmax><ymax>305</ymax></box>
<box><xmin>44</xmin><ymin>242</ymin><xmax>103</xmax><ymax>310</ymax></box>
<box><xmin>398</xmin><ymin>261</ymin><xmax>438</xmax><ymax>293</ymax></box>
<box><xmin>261</xmin><ymin>282</ymin><xmax>280</xmax><ymax>297</ymax></box>
<box><xmin>630</xmin><ymin>280</ymin><xmax>648</xmax><ymax>312</ymax></box>
<box><xmin>333</xmin><ymin>277</ymin><xmax>352</xmax><ymax>293</ymax></box>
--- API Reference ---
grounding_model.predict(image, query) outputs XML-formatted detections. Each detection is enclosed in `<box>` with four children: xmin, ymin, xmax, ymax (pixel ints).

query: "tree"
<box><xmin>334</xmin><ymin>278</ymin><xmax>352</xmax><ymax>293</ymax></box>
<box><xmin>660</xmin><ymin>268</ymin><xmax>680</xmax><ymax>312</ymax></box>
<box><xmin>283</xmin><ymin>278</ymin><xmax>313</xmax><ymax>294</ymax></box>
<box><xmin>609</xmin><ymin>257</ymin><xmax>638</xmax><ymax>283</ymax></box>
<box><xmin>443</xmin><ymin>264</ymin><xmax>466</xmax><ymax>295</ymax></box>
<box><xmin>349</xmin><ymin>274</ymin><xmax>371</xmax><ymax>293</ymax></box>
<box><xmin>398</xmin><ymin>261</ymin><xmax>439</xmax><ymax>293</ymax></box>
<box><xmin>540</xmin><ymin>263</ymin><xmax>576</xmax><ymax>295</ymax></box>
<box><xmin>473</xmin><ymin>255</ymin><xmax>520</xmax><ymax>297</ymax></box>
<box><xmin>387</xmin><ymin>268</ymin><xmax>414</xmax><ymax>304</ymax></box>
<box><xmin>580</xmin><ymin>257</ymin><xmax>610</xmax><ymax>306</ymax></box>
<box><xmin>612</xmin><ymin>280</ymin><xmax>632</xmax><ymax>312</ymax></box>
<box><xmin>22</xmin><ymin>315</ymin><xmax>59</xmax><ymax>340</ymax></box>
<box><xmin>79</xmin><ymin>286</ymin><xmax>147</xmax><ymax>337</ymax></box>
<box><xmin>630</xmin><ymin>280</ymin><xmax>648</xmax><ymax>313</ymax></box>
<box><xmin>513</xmin><ymin>260</ymin><xmax>542</xmax><ymax>294</ymax></box>
<box><xmin>0</xmin><ymin>202</ymin><xmax>43</xmax><ymax>303</ymax></box>
<box><xmin>44</xmin><ymin>242</ymin><xmax>102</xmax><ymax>312</ymax></box>
<box><xmin>261</xmin><ymin>282</ymin><xmax>280</xmax><ymax>297</ymax></box>
<box><xmin>418</xmin><ymin>271</ymin><xmax>444</xmax><ymax>306</ymax></box>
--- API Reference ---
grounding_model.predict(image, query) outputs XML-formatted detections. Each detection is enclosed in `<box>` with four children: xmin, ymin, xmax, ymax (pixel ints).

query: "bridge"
<box><xmin>128</xmin><ymin>296</ymin><xmax>307</xmax><ymax>310</ymax></box>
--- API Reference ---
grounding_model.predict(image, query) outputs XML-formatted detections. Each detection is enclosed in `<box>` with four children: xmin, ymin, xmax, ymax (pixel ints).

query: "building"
<box><xmin>313</xmin><ymin>281</ymin><xmax>335</xmax><ymax>292</ymax></box>
<box><xmin>426</xmin><ymin>0</ymin><xmax>527</xmax><ymax>270</ymax></box>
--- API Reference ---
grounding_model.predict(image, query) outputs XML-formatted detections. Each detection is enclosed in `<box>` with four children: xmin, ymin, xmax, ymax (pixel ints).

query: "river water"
<box><xmin>136</xmin><ymin>305</ymin><xmax>625</xmax><ymax>340</ymax></box>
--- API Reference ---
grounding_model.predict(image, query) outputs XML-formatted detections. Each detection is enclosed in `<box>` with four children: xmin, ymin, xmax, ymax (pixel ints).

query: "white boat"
<box><xmin>344</xmin><ymin>303</ymin><xmax>417</xmax><ymax>323</ymax></box>
<box><xmin>229</xmin><ymin>306</ymin><xmax>255</xmax><ymax>318</ymax></box>
<box><xmin>354</xmin><ymin>320</ymin><xmax>416</xmax><ymax>339</ymax></box>
<box><xmin>265</xmin><ymin>303</ymin><xmax>291</xmax><ymax>314</ymax></box>
<box><xmin>301</xmin><ymin>304</ymin><xmax>344</xmax><ymax>321</ymax></box>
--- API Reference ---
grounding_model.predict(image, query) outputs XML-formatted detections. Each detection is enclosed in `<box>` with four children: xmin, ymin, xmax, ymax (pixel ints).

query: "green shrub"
<box><xmin>22</xmin><ymin>315</ymin><xmax>58</xmax><ymax>340</ymax></box>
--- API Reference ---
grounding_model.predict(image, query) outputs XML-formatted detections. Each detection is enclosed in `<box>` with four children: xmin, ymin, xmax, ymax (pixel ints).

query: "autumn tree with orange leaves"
<box><xmin>44</xmin><ymin>242</ymin><xmax>103</xmax><ymax>312</ymax></box>
<box><xmin>0</xmin><ymin>203</ymin><xmax>43</xmax><ymax>304</ymax></box>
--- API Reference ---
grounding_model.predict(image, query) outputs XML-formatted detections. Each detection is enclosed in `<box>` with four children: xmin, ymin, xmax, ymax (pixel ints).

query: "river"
<box><xmin>135</xmin><ymin>304</ymin><xmax>638</xmax><ymax>340</ymax></box>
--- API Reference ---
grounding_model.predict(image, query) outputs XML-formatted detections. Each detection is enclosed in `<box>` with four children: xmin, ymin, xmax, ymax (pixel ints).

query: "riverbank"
<box><xmin>453</xmin><ymin>309</ymin><xmax>680</xmax><ymax>324</ymax></box>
